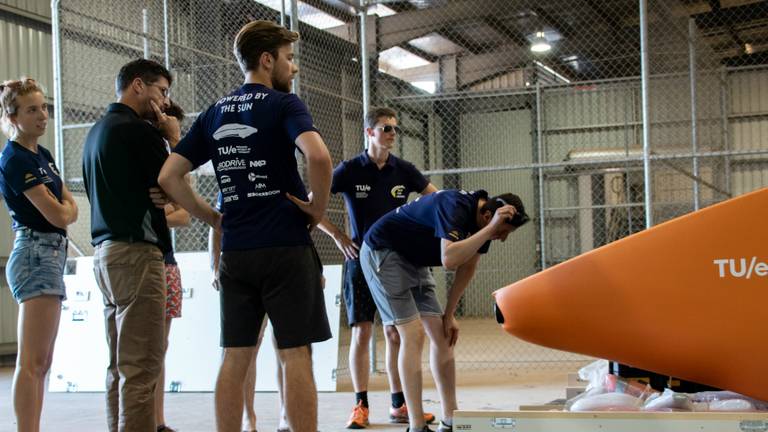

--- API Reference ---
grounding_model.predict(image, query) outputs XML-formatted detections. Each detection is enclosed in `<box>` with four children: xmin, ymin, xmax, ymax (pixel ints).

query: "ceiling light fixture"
<box><xmin>530</xmin><ymin>31</ymin><xmax>551</xmax><ymax>53</ymax></box>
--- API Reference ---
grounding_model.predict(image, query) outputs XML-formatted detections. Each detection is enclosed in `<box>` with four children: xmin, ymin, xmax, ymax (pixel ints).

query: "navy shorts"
<box><xmin>6</xmin><ymin>227</ymin><xmax>67</xmax><ymax>303</ymax></box>
<box><xmin>342</xmin><ymin>258</ymin><xmax>377</xmax><ymax>327</ymax></box>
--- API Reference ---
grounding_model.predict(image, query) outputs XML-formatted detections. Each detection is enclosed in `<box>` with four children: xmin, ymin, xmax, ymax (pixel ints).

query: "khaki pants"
<box><xmin>94</xmin><ymin>241</ymin><xmax>166</xmax><ymax>432</ymax></box>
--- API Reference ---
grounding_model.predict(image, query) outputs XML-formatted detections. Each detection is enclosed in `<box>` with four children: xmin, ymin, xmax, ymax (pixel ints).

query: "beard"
<box><xmin>271</xmin><ymin>69</ymin><xmax>293</xmax><ymax>93</ymax></box>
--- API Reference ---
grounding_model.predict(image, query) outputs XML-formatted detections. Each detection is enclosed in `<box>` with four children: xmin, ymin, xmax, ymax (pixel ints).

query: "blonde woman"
<box><xmin>0</xmin><ymin>78</ymin><xmax>78</xmax><ymax>432</ymax></box>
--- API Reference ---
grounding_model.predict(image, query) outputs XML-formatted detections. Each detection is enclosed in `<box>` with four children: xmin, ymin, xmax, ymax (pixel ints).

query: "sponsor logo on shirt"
<box><xmin>223</xmin><ymin>194</ymin><xmax>239</xmax><ymax>203</ymax></box>
<box><xmin>212</xmin><ymin>123</ymin><xmax>258</xmax><ymax>140</ymax></box>
<box><xmin>220</xmin><ymin>175</ymin><xmax>232</xmax><ymax>184</ymax></box>
<box><xmin>216</xmin><ymin>159</ymin><xmax>247</xmax><ymax>172</ymax></box>
<box><xmin>247</xmin><ymin>172</ymin><xmax>268</xmax><ymax>182</ymax></box>
<box><xmin>391</xmin><ymin>185</ymin><xmax>406</xmax><ymax>199</ymax></box>
<box><xmin>249</xmin><ymin>160</ymin><xmax>267</xmax><ymax>168</ymax></box>
<box><xmin>222</xmin><ymin>186</ymin><xmax>237</xmax><ymax>195</ymax></box>
<box><xmin>247</xmin><ymin>190</ymin><xmax>280</xmax><ymax>198</ymax></box>
<box><xmin>254</xmin><ymin>183</ymin><xmax>266</xmax><ymax>190</ymax></box>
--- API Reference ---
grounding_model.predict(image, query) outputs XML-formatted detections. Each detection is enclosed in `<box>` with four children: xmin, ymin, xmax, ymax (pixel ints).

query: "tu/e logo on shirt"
<box><xmin>355</xmin><ymin>184</ymin><xmax>371</xmax><ymax>199</ymax></box>
<box><xmin>218</xmin><ymin>145</ymin><xmax>252</xmax><ymax>156</ymax></box>
<box><xmin>391</xmin><ymin>185</ymin><xmax>406</xmax><ymax>199</ymax></box>
<box><xmin>37</xmin><ymin>168</ymin><xmax>52</xmax><ymax>184</ymax></box>
<box><xmin>48</xmin><ymin>162</ymin><xmax>60</xmax><ymax>177</ymax></box>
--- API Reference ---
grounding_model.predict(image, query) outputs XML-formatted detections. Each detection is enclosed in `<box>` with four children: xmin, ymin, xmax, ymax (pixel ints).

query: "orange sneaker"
<box><xmin>346</xmin><ymin>401</ymin><xmax>370</xmax><ymax>429</ymax></box>
<box><xmin>389</xmin><ymin>403</ymin><xmax>436</xmax><ymax>424</ymax></box>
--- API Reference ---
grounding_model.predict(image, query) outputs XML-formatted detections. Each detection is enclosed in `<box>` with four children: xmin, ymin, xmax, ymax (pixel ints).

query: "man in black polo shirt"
<box><xmin>316</xmin><ymin>107</ymin><xmax>437</xmax><ymax>428</ymax></box>
<box><xmin>158</xmin><ymin>20</ymin><xmax>332</xmax><ymax>432</ymax></box>
<box><xmin>82</xmin><ymin>59</ymin><xmax>179</xmax><ymax>432</ymax></box>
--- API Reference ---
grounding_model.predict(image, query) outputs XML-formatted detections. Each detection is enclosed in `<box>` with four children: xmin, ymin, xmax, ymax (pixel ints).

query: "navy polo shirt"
<box><xmin>331</xmin><ymin>151</ymin><xmax>429</xmax><ymax>245</ymax></box>
<box><xmin>0</xmin><ymin>141</ymin><xmax>65</xmax><ymax>235</ymax></box>
<box><xmin>364</xmin><ymin>189</ymin><xmax>491</xmax><ymax>267</ymax></box>
<box><xmin>174</xmin><ymin>83</ymin><xmax>318</xmax><ymax>251</ymax></box>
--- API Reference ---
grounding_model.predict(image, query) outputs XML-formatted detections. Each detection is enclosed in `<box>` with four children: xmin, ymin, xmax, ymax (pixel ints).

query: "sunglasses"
<box><xmin>496</xmin><ymin>197</ymin><xmax>530</xmax><ymax>228</ymax></box>
<box><xmin>375</xmin><ymin>125</ymin><xmax>402</xmax><ymax>134</ymax></box>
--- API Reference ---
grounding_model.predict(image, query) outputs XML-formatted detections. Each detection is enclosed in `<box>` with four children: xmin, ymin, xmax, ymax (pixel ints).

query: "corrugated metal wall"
<box><xmin>0</xmin><ymin>0</ymin><xmax>50</xmax><ymax>19</ymax></box>
<box><xmin>0</xmin><ymin>0</ymin><xmax>53</xmax><ymax>353</ymax></box>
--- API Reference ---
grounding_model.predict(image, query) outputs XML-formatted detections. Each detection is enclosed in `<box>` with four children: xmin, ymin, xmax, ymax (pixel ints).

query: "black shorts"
<box><xmin>343</xmin><ymin>258</ymin><xmax>377</xmax><ymax>327</ymax></box>
<box><xmin>218</xmin><ymin>245</ymin><xmax>331</xmax><ymax>349</ymax></box>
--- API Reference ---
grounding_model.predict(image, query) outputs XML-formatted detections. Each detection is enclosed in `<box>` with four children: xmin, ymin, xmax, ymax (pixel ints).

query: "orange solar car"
<box><xmin>494</xmin><ymin>187</ymin><xmax>768</xmax><ymax>402</ymax></box>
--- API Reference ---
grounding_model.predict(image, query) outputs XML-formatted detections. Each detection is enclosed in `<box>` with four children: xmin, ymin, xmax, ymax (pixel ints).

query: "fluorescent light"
<box><xmin>530</xmin><ymin>31</ymin><xmax>551</xmax><ymax>53</ymax></box>
<box><xmin>298</xmin><ymin>3</ymin><xmax>345</xmax><ymax>29</ymax></box>
<box><xmin>368</xmin><ymin>4</ymin><xmax>396</xmax><ymax>17</ymax></box>
<box><xmin>411</xmin><ymin>81</ymin><xmax>436</xmax><ymax>93</ymax></box>
<box><xmin>534</xmin><ymin>60</ymin><xmax>570</xmax><ymax>83</ymax></box>
<box><xmin>378</xmin><ymin>46</ymin><xmax>431</xmax><ymax>71</ymax></box>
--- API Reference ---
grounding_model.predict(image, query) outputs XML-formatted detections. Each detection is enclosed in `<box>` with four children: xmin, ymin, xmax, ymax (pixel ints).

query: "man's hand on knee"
<box><xmin>442</xmin><ymin>314</ymin><xmax>459</xmax><ymax>347</ymax></box>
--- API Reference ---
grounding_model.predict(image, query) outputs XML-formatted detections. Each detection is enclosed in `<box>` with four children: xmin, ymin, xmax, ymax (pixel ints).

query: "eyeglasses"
<box><xmin>144</xmin><ymin>81</ymin><xmax>170</xmax><ymax>98</ymax></box>
<box><xmin>375</xmin><ymin>125</ymin><xmax>401</xmax><ymax>134</ymax></box>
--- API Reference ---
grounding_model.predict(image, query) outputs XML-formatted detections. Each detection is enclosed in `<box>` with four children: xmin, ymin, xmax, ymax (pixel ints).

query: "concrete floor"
<box><xmin>0</xmin><ymin>367</ymin><xmax>565</xmax><ymax>431</ymax></box>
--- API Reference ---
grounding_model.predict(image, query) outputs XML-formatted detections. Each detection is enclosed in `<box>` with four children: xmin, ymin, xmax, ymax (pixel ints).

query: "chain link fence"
<box><xmin>52</xmin><ymin>0</ymin><xmax>768</xmax><ymax>381</ymax></box>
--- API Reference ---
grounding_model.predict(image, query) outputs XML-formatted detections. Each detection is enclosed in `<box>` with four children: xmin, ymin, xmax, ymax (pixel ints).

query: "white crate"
<box><xmin>455</xmin><ymin>410</ymin><xmax>768</xmax><ymax>432</ymax></box>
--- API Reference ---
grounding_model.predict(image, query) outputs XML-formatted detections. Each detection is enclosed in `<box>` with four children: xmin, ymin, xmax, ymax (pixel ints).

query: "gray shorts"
<box><xmin>359</xmin><ymin>242</ymin><xmax>443</xmax><ymax>326</ymax></box>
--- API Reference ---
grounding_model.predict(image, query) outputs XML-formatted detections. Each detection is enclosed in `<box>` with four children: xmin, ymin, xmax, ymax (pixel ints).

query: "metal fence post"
<box><xmin>536</xmin><ymin>82</ymin><xmax>547</xmax><ymax>270</ymax></box>
<box><xmin>689</xmin><ymin>18</ymin><xmax>700</xmax><ymax>211</ymax></box>
<box><xmin>640</xmin><ymin>0</ymin><xmax>653</xmax><ymax>228</ymax></box>
<box><xmin>142</xmin><ymin>9</ymin><xmax>150</xmax><ymax>59</ymax></box>
<box><xmin>290</xmin><ymin>0</ymin><xmax>300</xmax><ymax>97</ymax></box>
<box><xmin>51</xmin><ymin>0</ymin><xmax>65</xmax><ymax>181</ymax></box>
<box><xmin>163</xmin><ymin>0</ymin><xmax>170</xmax><ymax>70</ymax></box>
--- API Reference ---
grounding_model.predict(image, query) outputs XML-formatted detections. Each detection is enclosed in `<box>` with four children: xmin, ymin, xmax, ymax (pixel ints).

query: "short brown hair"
<box><xmin>365</xmin><ymin>107</ymin><xmax>397</xmax><ymax>129</ymax></box>
<box><xmin>164</xmin><ymin>99</ymin><xmax>185</xmax><ymax>122</ymax></box>
<box><xmin>0</xmin><ymin>77</ymin><xmax>45</xmax><ymax>138</ymax></box>
<box><xmin>234</xmin><ymin>20</ymin><xmax>299</xmax><ymax>73</ymax></box>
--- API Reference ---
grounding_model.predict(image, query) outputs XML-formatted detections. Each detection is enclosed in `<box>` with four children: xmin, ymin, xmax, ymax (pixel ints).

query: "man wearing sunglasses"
<box><xmin>316</xmin><ymin>107</ymin><xmax>438</xmax><ymax>429</ymax></box>
<box><xmin>359</xmin><ymin>190</ymin><xmax>528</xmax><ymax>432</ymax></box>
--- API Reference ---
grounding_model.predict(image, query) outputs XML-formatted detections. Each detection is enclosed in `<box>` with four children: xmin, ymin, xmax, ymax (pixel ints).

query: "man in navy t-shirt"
<box><xmin>316</xmin><ymin>106</ymin><xmax>437</xmax><ymax>428</ymax></box>
<box><xmin>158</xmin><ymin>20</ymin><xmax>332</xmax><ymax>432</ymax></box>
<box><xmin>360</xmin><ymin>189</ymin><xmax>527</xmax><ymax>432</ymax></box>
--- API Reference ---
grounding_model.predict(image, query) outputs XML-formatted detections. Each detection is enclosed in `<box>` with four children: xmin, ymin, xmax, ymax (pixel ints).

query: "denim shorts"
<box><xmin>359</xmin><ymin>242</ymin><xmax>443</xmax><ymax>326</ymax></box>
<box><xmin>6</xmin><ymin>227</ymin><xmax>68</xmax><ymax>303</ymax></box>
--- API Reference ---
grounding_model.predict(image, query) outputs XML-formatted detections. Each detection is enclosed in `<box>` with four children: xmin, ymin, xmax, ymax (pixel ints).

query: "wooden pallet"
<box><xmin>455</xmin><ymin>410</ymin><xmax>768</xmax><ymax>431</ymax></box>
